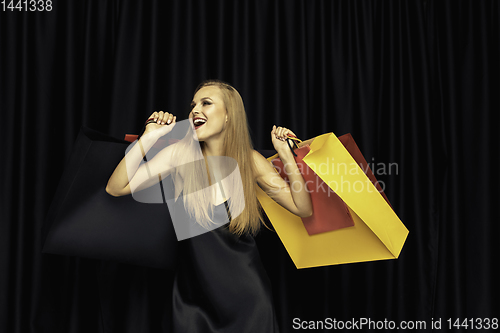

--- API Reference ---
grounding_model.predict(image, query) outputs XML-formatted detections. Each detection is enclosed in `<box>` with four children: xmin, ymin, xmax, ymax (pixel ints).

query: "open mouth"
<box><xmin>193</xmin><ymin>117</ymin><xmax>207</xmax><ymax>130</ymax></box>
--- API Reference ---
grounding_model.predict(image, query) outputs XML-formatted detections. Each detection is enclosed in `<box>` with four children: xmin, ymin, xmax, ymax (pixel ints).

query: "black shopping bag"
<box><xmin>41</xmin><ymin>126</ymin><xmax>177</xmax><ymax>269</ymax></box>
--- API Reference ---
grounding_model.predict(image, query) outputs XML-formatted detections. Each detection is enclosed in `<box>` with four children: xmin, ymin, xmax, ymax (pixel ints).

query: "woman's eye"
<box><xmin>203</xmin><ymin>101</ymin><xmax>211</xmax><ymax>106</ymax></box>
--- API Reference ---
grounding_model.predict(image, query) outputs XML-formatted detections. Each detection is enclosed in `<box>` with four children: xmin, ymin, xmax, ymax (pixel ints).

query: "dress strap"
<box><xmin>223</xmin><ymin>200</ymin><xmax>232</xmax><ymax>222</ymax></box>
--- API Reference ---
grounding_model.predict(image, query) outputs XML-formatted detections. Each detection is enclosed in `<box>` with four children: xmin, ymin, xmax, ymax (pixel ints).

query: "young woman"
<box><xmin>106</xmin><ymin>80</ymin><xmax>312</xmax><ymax>332</ymax></box>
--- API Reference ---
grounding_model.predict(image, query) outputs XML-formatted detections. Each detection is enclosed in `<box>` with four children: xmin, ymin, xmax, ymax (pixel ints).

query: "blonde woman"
<box><xmin>106</xmin><ymin>80</ymin><xmax>312</xmax><ymax>332</ymax></box>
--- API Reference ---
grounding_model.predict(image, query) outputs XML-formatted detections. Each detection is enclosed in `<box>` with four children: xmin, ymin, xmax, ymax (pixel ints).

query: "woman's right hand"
<box><xmin>106</xmin><ymin>110</ymin><xmax>177</xmax><ymax>197</ymax></box>
<box><xmin>143</xmin><ymin>111</ymin><xmax>177</xmax><ymax>137</ymax></box>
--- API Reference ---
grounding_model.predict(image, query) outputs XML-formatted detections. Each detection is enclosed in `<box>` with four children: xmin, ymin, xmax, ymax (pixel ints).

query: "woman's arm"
<box><xmin>253</xmin><ymin>126</ymin><xmax>313</xmax><ymax>218</ymax></box>
<box><xmin>106</xmin><ymin>111</ymin><xmax>176</xmax><ymax>197</ymax></box>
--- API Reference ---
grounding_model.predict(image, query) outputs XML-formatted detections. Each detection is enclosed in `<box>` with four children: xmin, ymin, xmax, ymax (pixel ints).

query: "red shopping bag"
<box><xmin>271</xmin><ymin>138</ymin><xmax>354</xmax><ymax>235</ymax></box>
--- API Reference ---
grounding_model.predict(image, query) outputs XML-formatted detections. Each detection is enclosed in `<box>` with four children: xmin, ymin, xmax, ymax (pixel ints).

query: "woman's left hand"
<box><xmin>271</xmin><ymin>125</ymin><xmax>297</xmax><ymax>155</ymax></box>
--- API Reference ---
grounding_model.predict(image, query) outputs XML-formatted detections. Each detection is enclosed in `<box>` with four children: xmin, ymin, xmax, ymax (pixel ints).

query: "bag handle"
<box><xmin>286</xmin><ymin>136</ymin><xmax>302</xmax><ymax>157</ymax></box>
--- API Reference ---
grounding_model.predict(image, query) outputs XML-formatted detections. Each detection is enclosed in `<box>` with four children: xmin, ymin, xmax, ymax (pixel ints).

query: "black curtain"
<box><xmin>1</xmin><ymin>0</ymin><xmax>498</xmax><ymax>332</ymax></box>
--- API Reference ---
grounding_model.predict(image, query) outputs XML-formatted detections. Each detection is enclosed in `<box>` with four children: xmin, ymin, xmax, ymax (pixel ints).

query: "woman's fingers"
<box><xmin>164</xmin><ymin>112</ymin><xmax>175</xmax><ymax>124</ymax></box>
<box><xmin>168</xmin><ymin>113</ymin><xmax>174</xmax><ymax>124</ymax></box>
<box><xmin>148</xmin><ymin>111</ymin><xmax>177</xmax><ymax>125</ymax></box>
<box><xmin>149</xmin><ymin>111</ymin><xmax>158</xmax><ymax>122</ymax></box>
<box><xmin>275</xmin><ymin>126</ymin><xmax>281</xmax><ymax>139</ymax></box>
<box><xmin>144</xmin><ymin>111</ymin><xmax>176</xmax><ymax>137</ymax></box>
<box><xmin>271</xmin><ymin>125</ymin><xmax>279</xmax><ymax>139</ymax></box>
<box><xmin>147</xmin><ymin>111</ymin><xmax>176</xmax><ymax>125</ymax></box>
<box><xmin>156</xmin><ymin>111</ymin><xmax>165</xmax><ymax>124</ymax></box>
<box><xmin>272</xmin><ymin>125</ymin><xmax>295</xmax><ymax>141</ymax></box>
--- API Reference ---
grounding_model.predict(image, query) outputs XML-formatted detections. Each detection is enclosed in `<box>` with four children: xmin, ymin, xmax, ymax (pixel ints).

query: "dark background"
<box><xmin>1</xmin><ymin>0</ymin><xmax>498</xmax><ymax>332</ymax></box>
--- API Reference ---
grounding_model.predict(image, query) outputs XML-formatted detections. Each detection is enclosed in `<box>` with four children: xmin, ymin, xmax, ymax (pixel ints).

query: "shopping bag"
<box><xmin>41</xmin><ymin>126</ymin><xmax>178</xmax><ymax>269</ymax></box>
<box><xmin>256</xmin><ymin>133</ymin><xmax>408</xmax><ymax>268</ymax></box>
<box><xmin>270</xmin><ymin>139</ymin><xmax>354</xmax><ymax>235</ymax></box>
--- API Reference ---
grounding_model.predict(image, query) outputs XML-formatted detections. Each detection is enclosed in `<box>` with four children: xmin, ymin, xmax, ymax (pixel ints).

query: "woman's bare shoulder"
<box><xmin>251</xmin><ymin>149</ymin><xmax>275</xmax><ymax>179</ymax></box>
<box><xmin>251</xmin><ymin>149</ymin><xmax>269</xmax><ymax>165</ymax></box>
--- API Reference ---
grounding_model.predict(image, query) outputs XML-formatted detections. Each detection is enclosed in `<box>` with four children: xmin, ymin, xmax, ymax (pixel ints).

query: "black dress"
<box><xmin>170</xmin><ymin>196</ymin><xmax>280</xmax><ymax>332</ymax></box>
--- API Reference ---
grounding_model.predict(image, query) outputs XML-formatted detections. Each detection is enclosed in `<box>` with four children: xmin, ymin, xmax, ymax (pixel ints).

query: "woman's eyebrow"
<box><xmin>191</xmin><ymin>97</ymin><xmax>213</xmax><ymax>104</ymax></box>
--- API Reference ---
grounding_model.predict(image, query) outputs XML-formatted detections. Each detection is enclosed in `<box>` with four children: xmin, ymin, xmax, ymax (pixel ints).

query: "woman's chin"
<box><xmin>192</xmin><ymin>132</ymin><xmax>204</xmax><ymax>142</ymax></box>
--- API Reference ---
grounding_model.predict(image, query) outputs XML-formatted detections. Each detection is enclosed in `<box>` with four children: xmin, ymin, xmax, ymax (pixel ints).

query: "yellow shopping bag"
<box><xmin>256</xmin><ymin>133</ymin><xmax>409</xmax><ymax>268</ymax></box>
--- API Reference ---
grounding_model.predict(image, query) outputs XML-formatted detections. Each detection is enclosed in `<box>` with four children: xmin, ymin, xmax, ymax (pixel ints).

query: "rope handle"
<box><xmin>286</xmin><ymin>135</ymin><xmax>302</xmax><ymax>157</ymax></box>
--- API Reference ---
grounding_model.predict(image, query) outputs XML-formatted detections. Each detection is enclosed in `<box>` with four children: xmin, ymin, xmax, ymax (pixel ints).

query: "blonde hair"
<box><xmin>171</xmin><ymin>80</ymin><xmax>263</xmax><ymax>236</ymax></box>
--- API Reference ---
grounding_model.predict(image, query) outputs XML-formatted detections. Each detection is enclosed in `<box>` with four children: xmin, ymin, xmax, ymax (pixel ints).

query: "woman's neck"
<box><xmin>203</xmin><ymin>138</ymin><xmax>225</xmax><ymax>156</ymax></box>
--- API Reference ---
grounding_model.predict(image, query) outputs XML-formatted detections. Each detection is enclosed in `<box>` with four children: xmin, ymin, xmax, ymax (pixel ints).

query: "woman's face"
<box><xmin>189</xmin><ymin>86</ymin><xmax>227</xmax><ymax>142</ymax></box>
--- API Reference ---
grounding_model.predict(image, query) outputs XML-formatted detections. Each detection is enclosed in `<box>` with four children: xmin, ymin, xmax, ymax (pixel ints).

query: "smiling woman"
<box><xmin>190</xmin><ymin>88</ymin><xmax>226</xmax><ymax>143</ymax></box>
<box><xmin>105</xmin><ymin>79</ymin><xmax>312</xmax><ymax>332</ymax></box>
